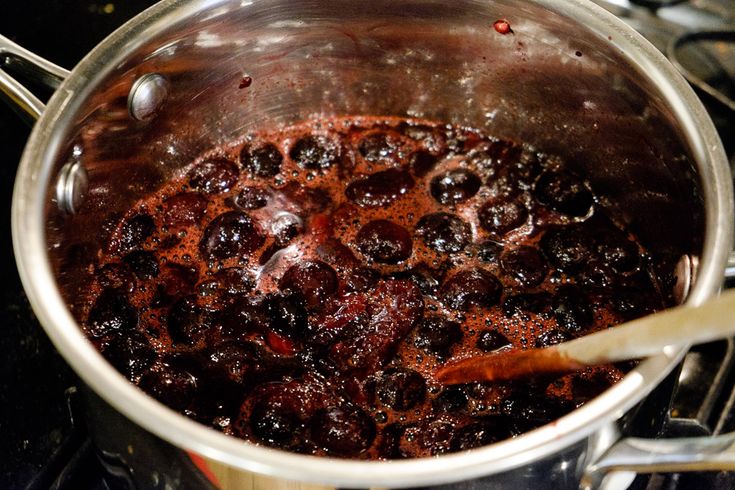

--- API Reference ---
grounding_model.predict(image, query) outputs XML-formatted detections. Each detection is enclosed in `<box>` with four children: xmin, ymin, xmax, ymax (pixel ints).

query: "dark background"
<box><xmin>0</xmin><ymin>2</ymin><xmax>155</xmax><ymax>487</ymax></box>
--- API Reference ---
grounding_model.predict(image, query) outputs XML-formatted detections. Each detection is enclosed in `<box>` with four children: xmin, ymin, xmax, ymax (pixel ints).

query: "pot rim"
<box><xmin>11</xmin><ymin>0</ymin><xmax>733</xmax><ymax>487</ymax></box>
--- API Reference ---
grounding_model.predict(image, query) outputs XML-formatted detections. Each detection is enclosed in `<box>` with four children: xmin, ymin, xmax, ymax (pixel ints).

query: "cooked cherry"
<box><xmin>485</xmin><ymin>166</ymin><xmax>524</xmax><ymax>202</ymax></box>
<box><xmin>206</xmin><ymin>340</ymin><xmax>262</xmax><ymax>386</ymax></box>
<box><xmin>433</xmin><ymin>386</ymin><xmax>469</xmax><ymax>413</ymax></box>
<box><xmin>343</xmin><ymin>267</ymin><xmax>380</xmax><ymax>293</ymax></box>
<box><xmin>316</xmin><ymin>238</ymin><xmax>360</xmax><ymax>269</ymax></box>
<box><xmin>139</xmin><ymin>365</ymin><xmax>198</xmax><ymax>412</ymax></box>
<box><xmin>280</xmin><ymin>182</ymin><xmax>332</xmax><ymax>214</ymax></box>
<box><xmin>103</xmin><ymin>331</ymin><xmax>156</xmax><ymax>379</ymax></box>
<box><xmin>345</xmin><ymin>168</ymin><xmax>415</xmax><ymax>207</ymax></box>
<box><xmin>168</xmin><ymin>296</ymin><xmax>209</xmax><ymax>345</ymax></box>
<box><xmin>415</xmin><ymin>213</ymin><xmax>471</xmax><ymax>254</ymax></box>
<box><xmin>476</xmin><ymin>241</ymin><xmax>503</xmax><ymax>264</ymax></box>
<box><xmin>250</xmin><ymin>397</ymin><xmax>302</xmax><ymax>447</ymax></box>
<box><xmin>476</xmin><ymin>330</ymin><xmax>512</xmax><ymax>352</ymax></box>
<box><xmin>240</xmin><ymin>143</ymin><xmax>283</xmax><ymax>177</ymax></box>
<box><xmin>289</xmin><ymin>135</ymin><xmax>339</xmax><ymax>170</ymax></box>
<box><xmin>279</xmin><ymin>261</ymin><xmax>338</xmax><ymax>308</ymax></box>
<box><xmin>87</xmin><ymin>289</ymin><xmax>138</xmax><ymax>338</ymax></box>
<box><xmin>414</xmin><ymin>315</ymin><xmax>463</xmax><ymax>356</ymax></box>
<box><xmin>376</xmin><ymin>368</ymin><xmax>427</xmax><ymax>410</ymax></box>
<box><xmin>234</xmin><ymin>186</ymin><xmax>270</xmax><ymax>210</ymax></box>
<box><xmin>116</xmin><ymin>214</ymin><xmax>154</xmax><ymax>253</ymax></box>
<box><xmin>502</xmin><ymin>292</ymin><xmax>553</xmax><ymax>317</ymax></box>
<box><xmin>217</xmin><ymin>296</ymin><xmax>268</xmax><ymax>340</ymax></box>
<box><xmin>123</xmin><ymin>250</ymin><xmax>159</xmax><ymax>280</ymax></box>
<box><xmin>310</xmin><ymin>405</ymin><xmax>376</xmax><ymax>456</ymax></box>
<box><xmin>441</xmin><ymin>269</ymin><xmax>502</xmax><ymax>311</ymax></box>
<box><xmin>449</xmin><ymin>418</ymin><xmax>512</xmax><ymax>452</ymax></box>
<box><xmin>271</xmin><ymin>212</ymin><xmax>303</xmax><ymax>245</ymax></box>
<box><xmin>596</xmin><ymin>232</ymin><xmax>640</xmax><ymax>273</ymax></box>
<box><xmin>199</xmin><ymin>211</ymin><xmax>264</xmax><ymax>261</ymax></box>
<box><xmin>540</xmin><ymin>225</ymin><xmax>594</xmax><ymax>273</ymax></box>
<box><xmin>358</xmin><ymin>131</ymin><xmax>402</xmax><ymax>164</ymax></box>
<box><xmin>552</xmin><ymin>286</ymin><xmax>593</xmax><ymax>333</ymax></box>
<box><xmin>265</xmin><ymin>292</ymin><xmax>308</xmax><ymax>338</ymax></box>
<box><xmin>390</xmin><ymin>262</ymin><xmax>446</xmax><ymax>296</ymax></box>
<box><xmin>502</xmin><ymin>392</ymin><xmax>573</xmax><ymax>432</ymax></box>
<box><xmin>534</xmin><ymin>328</ymin><xmax>572</xmax><ymax>348</ymax></box>
<box><xmin>534</xmin><ymin>171</ymin><xmax>593</xmax><ymax>216</ymax></box>
<box><xmin>410</xmin><ymin>150</ymin><xmax>438</xmax><ymax>177</ymax></box>
<box><xmin>478</xmin><ymin>200</ymin><xmax>528</xmax><ymax>235</ymax></box>
<box><xmin>356</xmin><ymin>220</ymin><xmax>413</xmax><ymax>264</ymax></box>
<box><xmin>162</xmin><ymin>192</ymin><xmax>207</xmax><ymax>228</ymax></box>
<box><xmin>430</xmin><ymin>169</ymin><xmax>481</xmax><ymax>204</ymax></box>
<box><xmin>188</xmin><ymin>158</ymin><xmax>239</xmax><ymax>194</ymax></box>
<box><xmin>500</xmin><ymin>246</ymin><xmax>548</xmax><ymax>287</ymax></box>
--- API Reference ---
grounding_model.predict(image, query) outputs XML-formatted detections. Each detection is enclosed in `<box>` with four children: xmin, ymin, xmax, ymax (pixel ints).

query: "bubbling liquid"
<box><xmin>82</xmin><ymin>116</ymin><xmax>668</xmax><ymax>459</ymax></box>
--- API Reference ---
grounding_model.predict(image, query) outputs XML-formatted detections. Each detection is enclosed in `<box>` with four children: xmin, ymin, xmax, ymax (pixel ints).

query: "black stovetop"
<box><xmin>1</xmin><ymin>1</ymin><xmax>733</xmax><ymax>489</ymax></box>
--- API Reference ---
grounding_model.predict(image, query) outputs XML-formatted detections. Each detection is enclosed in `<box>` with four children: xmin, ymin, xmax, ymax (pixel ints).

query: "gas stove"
<box><xmin>0</xmin><ymin>1</ymin><xmax>733</xmax><ymax>489</ymax></box>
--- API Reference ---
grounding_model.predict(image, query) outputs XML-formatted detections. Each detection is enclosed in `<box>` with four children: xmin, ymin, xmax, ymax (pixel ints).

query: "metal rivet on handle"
<box><xmin>128</xmin><ymin>73</ymin><xmax>169</xmax><ymax>121</ymax></box>
<box><xmin>56</xmin><ymin>160</ymin><xmax>88</xmax><ymax>215</ymax></box>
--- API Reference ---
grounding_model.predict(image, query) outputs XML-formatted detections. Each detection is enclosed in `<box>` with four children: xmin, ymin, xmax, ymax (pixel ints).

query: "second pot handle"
<box><xmin>0</xmin><ymin>34</ymin><xmax>69</xmax><ymax>123</ymax></box>
<box><xmin>581</xmin><ymin>431</ymin><xmax>735</xmax><ymax>489</ymax></box>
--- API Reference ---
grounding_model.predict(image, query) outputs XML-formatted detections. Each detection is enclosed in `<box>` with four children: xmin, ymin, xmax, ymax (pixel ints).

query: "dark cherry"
<box><xmin>502</xmin><ymin>392</ymin><xmax>573</xmax><ymax>432</ymax></box>
<box><xmin>265</xmin><ymin>292</ymin><xmax>308</xmax><ymax>339</ymax></box>
<box><xmin>534</xmin><ymin>171</ymin><xmax>593</xmax><ymax>217</ymax></box>
<box><xmin>430</xmin><ymin>169</ymin><xmax>481</xmax><ymax>204</ymax></box>
<box><xmin>478</xmin><ymin>200</ymin><xmax>528</xmax><ymax>235</ymax></box>
<box><xmin>552</xmin><ymin>286</ymin><xmax>593</xmax><ymax>333</ymax></box>
<box><xmin>485</xmin><ymin>166</ymin><xmax>524</xmax><ymax>203</ymax></box>
<box><xmin>279</xmin><ymin>261</ymin><xmax>338</xmax><ymax>308</ymax></box>
<box><xmin>345</xmin><ymin>168</ymin><xmax>415</xmax><ymax>207</ymax></box>
<box><xmin>310</xmin><ymin>405</ymin><xmax>376</xmax><ymax>456</ymax></box>
<box><xmin>410</xmin><ymin>150</ymin><xmax>438</xmax><ymax>177</ymax></box>
<box><xmin>116</xmin><ymin>213</ymin><xmax>154</xmax><ymax>253</ymax></box>
<box><xmin>502</xmin><ymin>292</ymin><xmax>553</xmax><ymax>317</ymax></box>
<box><xmin>315</xmin><ymin>237</ymin><xmax>360</xmax><ymax>269</ymax></box>
<box><xmin>390</xmin><ymin>262</ymin><xmax>446</xmax><ymax>296</ymax></box>
<box><xmin>234</xmin><ymin>186</ymin><xmax>270</xmax><ymax>210</ymax></box>
<box><xmin>102</xmin><ymin>331</ymin><xmax>156</xmax><ymax>379</ymax></box>
<box><xmin>376</xmin><ymin>368</ymin><xmax>427</xmax><ymax>411</ymax></box>
<box><xmin>199</xmin><ymin>211</ymin><xmax>264</xmax><ymax>261</ymax></box>
<box><xmin>167</xmin><ymin>296</ymin><xmax>209</xmax><ymax>345</ymax></box>
<box><xmin>217</xmin><ymin>296</ymin><xmax>269</xmax><ymax>341</ymax></box>
<box><xmin>154</xmin><ymin>264</ymin><xmax>199</xmax><ymax>304</ymax></box>
<box><xmin>535</xmin><ymin>328</ymin><xmax>572</xmax><ymax>348</ymax></box>
<box><xmin>356</xmin><ymin>220</ymin><xmax>413</xmax><ymax>264</ymax></box>
<box><xmin>449</xmin><ymin>418</ymin><xmax>513</xmax><ymax>452</ymax></box>
<box><xmin>441</xmin><ymin>269</ymin><xmax>503</xmax><ymax>311</ymax></box>
<box><xmin>188</xmin><ymin>158</ymin><xmax>239</xmax><ymax>195</ymax></box>
<box><xmin>206</xmin><ymin>340</ymin><xmax>263</xmax><ymax>386</ymax></box>
<box><xmin>162</xmin><ymin>192</ymin><xmax>207</xmax><ymax>228</ymax></box>
<box><xmin>270</xmin><ymin>212</ymin><xmax>303</xmax><ymax>245</ymax></box>
<box><xmin>358</xmin><ymin>131</ymin><xmax>402</xmax><ymax>164</ymax></box>
<box><xmin>240</xmin><ymin>142</ymin><xmax>283</xmax><ymax>177</ymax></box>
<box><xmin>596</xmin><ymin>232</ymin><xmax>640</xmax><ymax>273</ymax></box>
<box><xmin>476</xmin><ymin>330</ymin><xmax>512</xmax><ymax>352</ymax></box>
<box><xmin>415</xmin><ymin>213</ymin><xmax>471</xmax><ymax>254</ymax></box>
<box><xmin>87</xmin><ymin>289</ymin><xmax>138</xmax><ymax>338</ymax></box>
<box><xmin>433</xmin><ymin>386</ymin><xmax>469</xmax><ymax>413</ymax></box>
<box><xmin>139</xmin><ymin>365</ymin><xmax>198</xmax><ymax>412</ymax></box>
<box><xmin>123</xmin><ymin>250</ymin><xmax>159</xmax><ymax>280</ymax></box>
<box><xmin>280</xmin><ymin>182</ymin><xmax>332</xmax><ymax>214</ymax></box>
<box><xmin>499</xmin><ymin>246</ymin><xmax>548</xmax><ymax>287</ymax></box>
<box><xmin>540</xmin><ymin>225</ymin><xmax>595</xmax><ymax>273</ymax></box>
<box><xmin>476</xmin><ymin>240</ymin><xmax>503</xmax><ymax>264</ymax></box>
<box><xmin>414</xmin><ymin>315</ymin><xmax>463</xmax><ymax>356</ymax></box>
<box><xmin>342</xmin><ymin>267</ymin><xmax>380</xmax><ymax>293</ymax></box>
<box><xmin>289</xmin><ymin>135</ymin><xmax>339</xmax><ymax>170</ymax></box>
<box><xmin>249</xmin><ymin>397</ymin><xmax>302</xmax><ymax>447</ymax></box>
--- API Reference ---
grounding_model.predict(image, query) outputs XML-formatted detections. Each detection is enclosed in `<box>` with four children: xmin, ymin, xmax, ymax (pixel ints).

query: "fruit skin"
<box><xmin>87</xmin><ymin>288</ymin><xmax>138</xmax><ymax>338</ymax></box>
<box><xmin>441</xmin><ymin>268</ymin><xmax>503</xmax><ymax>311</ymax></box>
<box><xmin>345</xmin><ymin>168</ymin><xmax>415</xmax><ymax>207</ymax></box>
<box><xmin>188</xmin><ymin>158</ymin><xmax>239</xmax><ymax>195</ymax></box>
<box><xmin>430</xmin><ymin>169</ymin><xmax>481</xmax><ymax>204</ymax></box>
<box><xmin>356</xmin><ymin>220</ymin><xmax>413</xmax><ymax>264</ymax></box>
<box><xmin>199</xmin><ymin>211</ymin><xmax>264</xmax><ymax>261</ymax></box>
<box><xmin>415</xmin><ymin>213</ymin><xmax>471</xmax><ymax>254</ymax></box>
<box><xmin>279</xmin><ymin>261</ymin><xmax>338</xmax><ymax>309</ymax></box>
<box><xmin>376</xmin><ymin>368</ymin><xmax>427</xmax><ymax>411</ymax></box>
<box><xmin>309</xmin><ymin>405</ymin><xmax>376</xmax><ymax>456</ymax></box>
<box><xmin>240</xmin><ymin>143</ymin><xmax>283</xmax><ymax>177</ymax></box>
<box><xmin>477</xmin><ymin>200</ymin><xmax>529</xmax><ymax>235</ymax></box>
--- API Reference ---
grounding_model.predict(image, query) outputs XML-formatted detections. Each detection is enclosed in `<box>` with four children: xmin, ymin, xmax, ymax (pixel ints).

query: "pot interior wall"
<box><xmin>44</xmin><ymin>0</ymin><xmax>703</xmax><ymax>318</ymax></box>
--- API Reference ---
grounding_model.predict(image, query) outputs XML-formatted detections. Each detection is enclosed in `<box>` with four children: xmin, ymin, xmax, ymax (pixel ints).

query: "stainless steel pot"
<box><xmin>3</xmin><ymin>0</ymin><xmax>735</xmax><ymax>489</ymax></box>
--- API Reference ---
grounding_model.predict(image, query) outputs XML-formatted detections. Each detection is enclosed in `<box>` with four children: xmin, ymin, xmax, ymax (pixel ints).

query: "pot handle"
<box><xmin>581</xmin><ymin>431</ymin><xmax>735</xmax><ymax>489</ymax></box>
<box><xmin>0</xmin><ymin>34</ymin><xmax>69</xmax><ymax>124</ymax></box>
<box><xmin>726</xmin><ymin>250</ymin><xmax>735</xmax><ymax>281</ymax></box>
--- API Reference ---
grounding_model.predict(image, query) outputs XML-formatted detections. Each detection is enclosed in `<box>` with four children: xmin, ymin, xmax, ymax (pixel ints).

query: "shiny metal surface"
<box><xmin>0</xmin><ymin>34</ymin><xmax>69</xmax><ymax>122</ymax></box>
<box><xmin>127</xmin><ymin>72</ymin><xmax>169</xmax><ymax>121</ymax></box>
<box><xmin>7</xmin><ymin>0</ymin><xmax>734</xmax><ymax>488</ymax></box>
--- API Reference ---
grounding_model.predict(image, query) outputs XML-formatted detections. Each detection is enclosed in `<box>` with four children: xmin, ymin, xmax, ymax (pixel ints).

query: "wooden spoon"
<box><xmin>435</xmin><ymin>289</ymin><xmax>735</xmax><ymax>385</ymax></box>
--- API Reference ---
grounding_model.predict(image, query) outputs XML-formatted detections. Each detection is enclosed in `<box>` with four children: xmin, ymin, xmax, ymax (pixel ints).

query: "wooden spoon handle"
<box><xmin>436</xmin><ymin>290</ymin><xmax>735</xmax><ymax>385</ymax></box>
